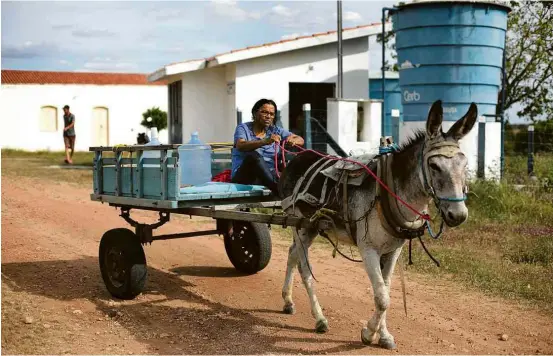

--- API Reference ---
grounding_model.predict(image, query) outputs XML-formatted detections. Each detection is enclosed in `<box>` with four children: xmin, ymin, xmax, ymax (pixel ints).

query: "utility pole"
<box><xmin>337</xmin><ymin>0</ymin><xmax>343</xmax><ymax>99</ymax></box>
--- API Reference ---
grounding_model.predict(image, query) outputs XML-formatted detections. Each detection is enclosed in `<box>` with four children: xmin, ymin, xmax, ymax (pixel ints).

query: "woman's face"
<box><xmin>256</xmin><ymin>103</ymin><xmax>276</xmax><ymax>128</ymax></box>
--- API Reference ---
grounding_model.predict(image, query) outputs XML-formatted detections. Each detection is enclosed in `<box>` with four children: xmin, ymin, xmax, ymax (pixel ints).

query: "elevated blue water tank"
<box><xmin>392</xmin><ymin>0</ymin><xmax>511</xmax><ymax>122</ymax></box>
<box><xmin>369</xmin><ymin>71</ymin><xmax>402</xmax><ymax>142</ymax></box>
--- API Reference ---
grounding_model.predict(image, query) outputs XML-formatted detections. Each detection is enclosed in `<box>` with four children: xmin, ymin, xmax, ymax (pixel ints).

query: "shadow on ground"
<box><xmin>2</xmin><ymin>257</ymin><xmax>370</xmax><ymax>354</ymax></box>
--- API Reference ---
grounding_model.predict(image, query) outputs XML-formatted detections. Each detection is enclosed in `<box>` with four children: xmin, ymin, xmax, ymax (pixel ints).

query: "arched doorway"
<box><xmin>92</xmin><ymin>107</ymin><xmax>109</xmax><ymax>146</ymax></box>
<box><xmin>39</xmin><ymin>106</ymin><xmax>58</xmax><ymax>132</ymax></box>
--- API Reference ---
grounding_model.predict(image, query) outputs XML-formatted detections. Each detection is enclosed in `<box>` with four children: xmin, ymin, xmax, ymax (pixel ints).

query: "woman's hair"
<box><xmin>251</xmin><ymin>98</ymin><xmax>277</xmax><ymax>119</ymax></box>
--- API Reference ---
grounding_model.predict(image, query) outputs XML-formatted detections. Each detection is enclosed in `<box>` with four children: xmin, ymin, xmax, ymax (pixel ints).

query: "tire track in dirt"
<box><xmin>2</xmin><ymin>175</ymin><xmax>552</xmax><ymax>354</ymax></box>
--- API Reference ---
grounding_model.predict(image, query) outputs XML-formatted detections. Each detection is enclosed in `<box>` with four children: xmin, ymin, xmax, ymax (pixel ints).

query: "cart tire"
<box><xmin>99</xmin><ymin>228</ymin><xmax>147</xmax><ymax>300</ymax></box>
<box><xmin>223</xmin><ymin>221</ymin><xmax>271</xmax><ymax>274</ymax></box>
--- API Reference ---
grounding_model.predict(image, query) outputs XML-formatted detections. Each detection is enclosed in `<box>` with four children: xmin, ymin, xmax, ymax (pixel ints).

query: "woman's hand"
<box><xmin>286</xmin><ymin>135</ymin><xmax>304</xmax><ymax>147</ymax></box>
<box><xmin>265</xmin><ymin>134</ymin><xmax>281</xmax><ymax>145</ymax></box>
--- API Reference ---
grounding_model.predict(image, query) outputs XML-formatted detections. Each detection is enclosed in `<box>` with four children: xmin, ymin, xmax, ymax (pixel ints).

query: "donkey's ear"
<box><xmin>446</xmin><ymin>103</ymin><xmax>478</xmax><ymax>141</ymax></box>
<box><xmin>426</xmin><ymin>100</ymin><xmax>443</xmax><ymax>138</ymax></box>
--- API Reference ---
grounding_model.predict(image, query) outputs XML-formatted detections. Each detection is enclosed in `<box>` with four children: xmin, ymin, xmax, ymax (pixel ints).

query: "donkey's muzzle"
<box><xmin>443</xmin><ymin>206</ymin><xmax>468</xmax><ymax>227</ymax></box>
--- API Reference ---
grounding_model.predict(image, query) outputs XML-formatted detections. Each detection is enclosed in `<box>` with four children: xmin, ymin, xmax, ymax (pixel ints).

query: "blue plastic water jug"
<box><xmin>177</xmin><ymin>132</ymin><xmax>212</xmax><ymax>187</ymax></box>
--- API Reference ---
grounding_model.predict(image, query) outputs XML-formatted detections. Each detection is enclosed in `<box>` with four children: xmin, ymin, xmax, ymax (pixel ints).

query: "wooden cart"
<box><xmin>89</xmin><ymin>144</ymin><xmax>328</xmax><ymax>300</ymax></box>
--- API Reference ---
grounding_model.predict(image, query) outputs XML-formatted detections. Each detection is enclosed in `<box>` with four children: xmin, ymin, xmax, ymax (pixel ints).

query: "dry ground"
<box><xmin>2</xmin><ymin>163</ymin><xmax>553</xmax><ymax>354</ymax></box>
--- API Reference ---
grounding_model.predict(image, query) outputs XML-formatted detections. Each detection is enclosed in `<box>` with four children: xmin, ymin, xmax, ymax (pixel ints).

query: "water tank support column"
<box><xmin>337</xmin><ymin>0</ymin><xmax>343</xmax><ymax>99</ymax></box>
<box><xmin>381</xmin><ymin>7</ymin><xmax>396</xmax><ymax>135</ymax></box>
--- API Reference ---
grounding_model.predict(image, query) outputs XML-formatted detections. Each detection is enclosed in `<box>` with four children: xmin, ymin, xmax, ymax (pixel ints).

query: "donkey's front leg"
<box><xmin>374</xmin><ymin>247</ymin><xmax>403</xmax><ymax>350</ymax></box>
<box><xmin>359</xmin><ymin>247</ymin><xmax>393</xmax><ymax>348</ymax></box>
<box><xmin>294</xmin><ymin>227</ymin><xmax>328</xmax><ymax>333</ymax></box>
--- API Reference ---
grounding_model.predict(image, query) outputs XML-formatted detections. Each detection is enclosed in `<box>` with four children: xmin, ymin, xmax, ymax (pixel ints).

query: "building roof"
<box><xmin>148</xmin><ymin>22</ymin><xmax>390</xmax><ymax>83</ymax></box>
<box><xmin>1</xmin><ymin>70</ymin><xmax>167</xmax><ymax>86</ymax></box>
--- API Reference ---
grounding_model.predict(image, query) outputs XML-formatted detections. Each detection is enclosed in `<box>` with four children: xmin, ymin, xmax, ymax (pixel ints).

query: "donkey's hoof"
<box><xmin>361</xmin><ymin>327</ymin><xmax>375</xmax><ymax>346</ymax></box>
<box><xmin>283</xmin><ymin>304</ymin><xmax>296</xmax><ymax>315</ymax></box>
<box><xmin>378</xmin><ymin>337</ymin><xmax>397</xmax><ymax>350</ymax></box>
<box><xmin>315</xmin><ymin>319</ymin><xmax>329</xmax><ymax>333</ymax></box>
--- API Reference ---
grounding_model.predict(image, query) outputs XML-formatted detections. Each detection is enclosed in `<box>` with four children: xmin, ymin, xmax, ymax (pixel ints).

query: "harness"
<box><xmin>376</xmin><ymin>137</ymin><xmax>468</xmax><ymax>241</ymax></box>
<box><xmin>280</xmin><ymin>135</ymin><xmax>468</xmax><ymax>266</ymax></box>
<box><xmin>420</xmin><ymin>138</ymin><xmax>468</xmax><ymax>204</ymax></box>
<box><xmin>278</xmin><ymin>136</ymin><xmax>469</xmax><ymax>316</ymax></box>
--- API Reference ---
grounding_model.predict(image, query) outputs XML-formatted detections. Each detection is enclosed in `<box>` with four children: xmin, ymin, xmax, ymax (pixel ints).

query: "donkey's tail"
<box><xmin>398</xmin><ymin>254</ymin><xmax>408</xmax><ymax>317</ymax></box>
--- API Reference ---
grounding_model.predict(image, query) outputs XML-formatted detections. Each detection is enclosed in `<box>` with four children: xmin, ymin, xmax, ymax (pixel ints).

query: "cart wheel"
<box><xmin>99</xmin><ymin>228</ymin><xmax>147</xmax><ymax>300</ymax></box>
<box><xmin>223</xmin><ymin>221</ymin><xmax>272</xmax><ymax>274</ymax></box>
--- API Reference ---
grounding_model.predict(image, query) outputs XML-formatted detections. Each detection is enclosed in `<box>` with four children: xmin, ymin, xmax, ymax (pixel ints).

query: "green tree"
<box><xmin>377</xmin><ymin>1</ymin><xmax>553</xmax><ymax>121</ymax></box>
<box><xmin>499</xmin><ymin>1</ymin><xmax>553</xmax><ymax>121</ymax></box>
<box><xmin>141</xmin><ymin>107</ymin><xmax>167</xmax><ymax>131</ymax></box>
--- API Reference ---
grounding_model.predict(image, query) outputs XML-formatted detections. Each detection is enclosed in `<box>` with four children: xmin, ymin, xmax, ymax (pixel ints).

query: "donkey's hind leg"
<box><xmin>293</xmin><ymin>226</ymin><xmax>329</xmax><ymax>333</ymax></box>
<box><xmin>282</xmin><ymin>240</ymin><xmax>299</xmax><ymax>315</ymax></box>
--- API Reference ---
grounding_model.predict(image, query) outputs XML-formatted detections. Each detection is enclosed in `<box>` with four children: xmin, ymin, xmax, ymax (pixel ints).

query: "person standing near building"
<box><xmin>63</xmin><ymin>105</ymin><xmax>76</xmax><ymax>164</ymax></box>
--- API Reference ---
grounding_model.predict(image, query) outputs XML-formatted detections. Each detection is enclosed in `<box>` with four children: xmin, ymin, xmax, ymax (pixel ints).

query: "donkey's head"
<box><xmin>422</xmin><ymin>100</ymin><xmax>477</xmax><ymax>227</ymax></box>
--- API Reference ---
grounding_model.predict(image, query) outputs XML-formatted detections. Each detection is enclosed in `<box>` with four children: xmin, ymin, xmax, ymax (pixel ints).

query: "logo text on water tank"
<box><xmin>403</xmin><ymin>90</ymin><xmax>420</xmax><ymax>102</ymax></box>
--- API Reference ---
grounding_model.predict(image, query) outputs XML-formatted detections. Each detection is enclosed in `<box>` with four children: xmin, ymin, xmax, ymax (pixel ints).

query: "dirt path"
<box><xmin>2</xmin><ymin>175</ymin><xmax>552</xmax><ymax>355</ymax></box>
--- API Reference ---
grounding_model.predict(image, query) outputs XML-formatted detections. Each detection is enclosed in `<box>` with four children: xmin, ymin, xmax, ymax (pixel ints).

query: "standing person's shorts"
<box><xmin>64</xmin><ymin>135</ymin><xmax>76</xmax><ymax>149</ymax></box>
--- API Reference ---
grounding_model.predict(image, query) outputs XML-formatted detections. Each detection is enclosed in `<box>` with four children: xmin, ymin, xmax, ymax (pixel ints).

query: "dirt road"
<box><xmin>2</xmin><ymin>175</ymin><xmax>552</xmax><ymax>355</ymax></box>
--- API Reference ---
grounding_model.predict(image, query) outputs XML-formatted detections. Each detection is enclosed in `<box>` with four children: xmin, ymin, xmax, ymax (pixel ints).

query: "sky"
<box><xmin>1</xmin><ymin>0</ymin><xmax>527</xmax><ymax>123</ymax></box>
<box><xmin>1</xmin><ymin>0</ymin><xmax>396</xmax><ymax>74</ymax></box>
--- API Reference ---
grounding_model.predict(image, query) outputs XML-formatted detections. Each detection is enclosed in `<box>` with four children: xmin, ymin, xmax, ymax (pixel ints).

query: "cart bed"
<box><xmin>90</xmin><ymin>145</ymin><xmax>278</xmax><ymax>209</ymax></box>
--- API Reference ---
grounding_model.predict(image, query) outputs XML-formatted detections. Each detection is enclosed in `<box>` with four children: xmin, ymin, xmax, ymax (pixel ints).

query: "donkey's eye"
<box><xmin>429</xmin><ymin>162</ymin><xmax>441</xmax><ymax>172</ymax></box>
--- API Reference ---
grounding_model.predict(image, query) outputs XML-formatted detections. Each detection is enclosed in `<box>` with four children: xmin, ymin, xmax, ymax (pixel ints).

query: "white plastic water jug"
<box><xmin>177</xmin><ymin>131</ymin><xmax>212</xmax><ymax>186</ymax></box>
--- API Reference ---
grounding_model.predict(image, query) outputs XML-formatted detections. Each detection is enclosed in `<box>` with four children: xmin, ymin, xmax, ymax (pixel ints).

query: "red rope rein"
<box><xmin>274</xmin><ymin>139</ymin><xmax>431</xmax><ymax>222</ymax></box>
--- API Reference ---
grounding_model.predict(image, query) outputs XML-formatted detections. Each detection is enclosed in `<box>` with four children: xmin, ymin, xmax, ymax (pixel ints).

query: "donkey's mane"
<box><xmin>396</xmin><ymin>130</ymin><xmax>426</xmax><ymax>152</ymax></box>
<box><xmin>390</xmin><ymin>130</ymin><xmax>426</xmax><ymax>183</ymax></box>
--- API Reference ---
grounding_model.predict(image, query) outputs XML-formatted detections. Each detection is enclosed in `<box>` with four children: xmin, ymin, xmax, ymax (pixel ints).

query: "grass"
<box><xmin>2</xmin><ymin>149</ymin><xmax>553</xmax><ymax>312</ymax></box>
<box><xmin>406</xmin><ymin>154</ymin><xmax>553</xmax><ymax>311</ymax></box>
<box><xmin>2</xmin><ymin>148</ymin><xmax>95</xmax><ymax>166</ymax></box>
<box><xmin>1</xmin><ymin>149</ymin><xmax>94</xmax><ymax>186</ymax></box>
<box><xmin>406</xmin><ymin>224</ymin><xmax>553</xmax><ymax>310</ymax></box>
<box><xmin>504</xmin><ymin>153</ymin><xmax>553</xmax><ymax>184</ymax></box>
<box><xmin>466</xmin><ymin>179</ymin><xmax>553</xmax><ymax>226</ymax></box>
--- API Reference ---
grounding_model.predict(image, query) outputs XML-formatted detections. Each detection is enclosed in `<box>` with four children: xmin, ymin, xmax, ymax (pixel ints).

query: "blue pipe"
<box><xmin>500</xmin><ymin>28</ymin><xmax>507</xmax><ymax>180</ymax></box>
<box><xmin>381</xmin><ymin>7</ymin><xmax>397</xmax><ymax>138</ymax></box>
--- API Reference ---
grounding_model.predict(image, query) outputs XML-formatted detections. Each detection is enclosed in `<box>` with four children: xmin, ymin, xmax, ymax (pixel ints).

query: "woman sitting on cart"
<box><xmin>231</xmin><ymin>98</ymin><xmax>304</xmax><ymax>196</ymax></box>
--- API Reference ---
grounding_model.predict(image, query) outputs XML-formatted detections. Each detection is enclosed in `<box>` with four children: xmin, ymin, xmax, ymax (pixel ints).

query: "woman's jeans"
<box><xmin>231</xmin><ymin>151</ymin><xmax>279</xmax><ymax>195</ymax></box>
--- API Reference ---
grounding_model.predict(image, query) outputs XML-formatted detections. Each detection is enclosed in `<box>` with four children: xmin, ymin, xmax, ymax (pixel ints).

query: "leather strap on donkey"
<box><xmin>376</xmin><ymin>153</ymin><xmax>426</xmax><ymax>241</ymax></box>
<box><xmin>281</xmin><ymin>156</ymin><xmax>336</xmax><ymax>213</ymax></box>
<box><xmin>376</xmin><ymin>137</ymin><xmax>441</xmax><ymax>267</ymax></box>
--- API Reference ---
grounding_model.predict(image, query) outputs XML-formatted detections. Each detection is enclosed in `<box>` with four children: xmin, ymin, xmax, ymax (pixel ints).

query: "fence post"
<box><xmin>237</xmin><ymin>109</ymin><xmax>242</xmax><ymax>125</ymax></box>
<box><xmin>528</xmin><ymin>125</ymin><xmax>535</xmax><ymax>177</ymax></box>
<box><xmin>477</xmin><ymin>117</ymin><xmax>486</xmax><ymax>179</ymax></box>
<box><xmin>303</xmin><ymin>103</ymin><xmax>312</xmax><ymax>149</ymax></box>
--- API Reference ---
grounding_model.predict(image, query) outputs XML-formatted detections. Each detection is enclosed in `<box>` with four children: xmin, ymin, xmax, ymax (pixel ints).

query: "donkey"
<box><xmin>277</xmin><ymin>100</ymin><xmax>477</xmax><ymax>349</ymax></box>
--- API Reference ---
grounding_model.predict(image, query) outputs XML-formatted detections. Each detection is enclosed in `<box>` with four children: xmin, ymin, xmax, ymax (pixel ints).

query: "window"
<box><xmin>40</xmin><ymin>106</ymin><xmax>58</xmax><ymax>132</ymax></box>
<box><xmin>168</xmin><ymin>80</ymin><xmax>183</xmax><ymax>144</ymax></box>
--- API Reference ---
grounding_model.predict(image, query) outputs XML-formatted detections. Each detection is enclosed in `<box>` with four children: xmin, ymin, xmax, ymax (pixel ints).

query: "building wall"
<box><xmin>234</xmin><ymin>37</ymin><xmax>370</xmax><ymax>129</ymax></box>
<box><xmin>225</xmin><ymin>64</ymin><xmax>237</xmax><ymax>132</ymax></box>
<box><xmin>179</xmin><ymin>66</ymin><xmax>230</xmax><ymax>143</ymax></box>
<box><xmin>0</xmin><ymin>84</ymin><xmax>167</xmax><ymax>151</ymax></box>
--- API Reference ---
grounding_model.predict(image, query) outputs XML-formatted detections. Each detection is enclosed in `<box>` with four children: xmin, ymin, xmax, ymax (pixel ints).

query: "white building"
<box><xmin>1</xmin><ymin>70</ymin><xmax>168</xmax><ymax>152</ymax></box>
<box><xmin>149</xmin><ymin>23</ymin><xmax>387</xmax><ymax>148</ymax></box>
